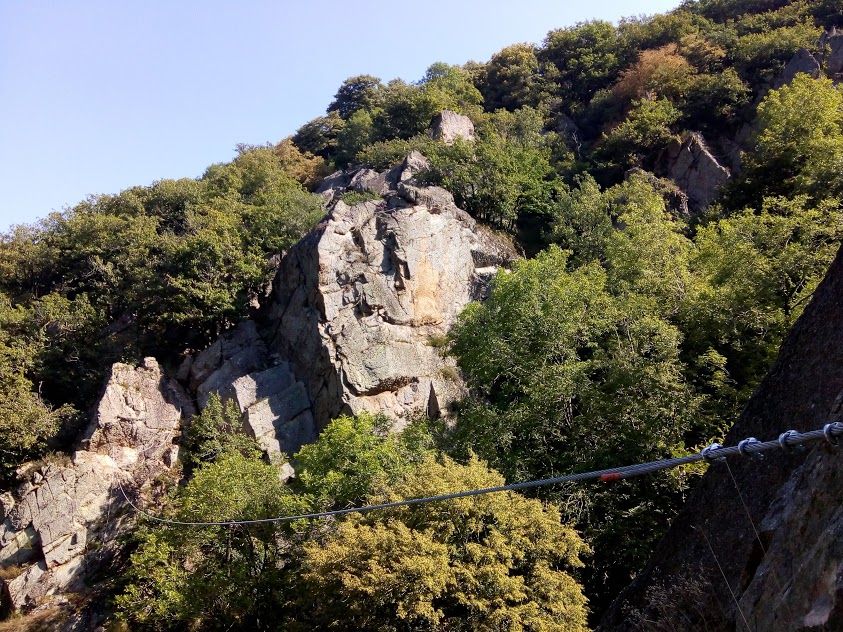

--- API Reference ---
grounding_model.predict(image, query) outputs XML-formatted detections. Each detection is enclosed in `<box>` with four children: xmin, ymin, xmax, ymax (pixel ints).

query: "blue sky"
<box><xmin>0</xmin><ymin>0</ymin><xmax>681</xmax><ymax>231</ymax></box>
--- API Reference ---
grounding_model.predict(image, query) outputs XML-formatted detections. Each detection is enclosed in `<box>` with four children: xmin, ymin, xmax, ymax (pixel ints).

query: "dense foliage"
<box><xmin>0</xmin><ymin>145</ymin><xmax>323</xmax><ymax>478</ymax></box>
<box><xmin>2</xmin><ymin>0</ymin><xmax>843</xmax><ymax>628</ymax></box>
<box><xmin>117</xmin><ymin>415</ymin><xmax>589</xmax><ymax>631</ymax></box>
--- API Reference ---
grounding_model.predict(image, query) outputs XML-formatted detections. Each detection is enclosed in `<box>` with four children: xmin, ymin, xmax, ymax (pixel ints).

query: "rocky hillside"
<box><xmin>2</xmin><ymin>1</ymin><xmax>843</xmax><ymax>629</ymax></box>
<box><xmin>0</xmin><ymin>153</ymin><xmax>517</xmax><ymax>617</ymax></box>
<box><xmin>1</xmin><ymin>359</ymin><xmax>192</xmax><ymax>618</ymax></box>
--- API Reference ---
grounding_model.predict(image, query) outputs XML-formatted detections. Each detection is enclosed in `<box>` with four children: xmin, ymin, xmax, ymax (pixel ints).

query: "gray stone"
<box><xmin>429</xmin><ymin>110</ymin><xmax>475</xmax><ymax>145</ymax></box>
<box><xmin>348</xmin><ymin>168</ymin><xmax>388</xmax><ymax>195</ymax></box>
<box><xmin>663</xmin><ymin>132</ymin><xmax>730</xmax><ymax>213</ymax></box>
<box><xmin>315</xmin><ymin>170</ymin><xmax>350</xmax><ymax>194</ymax></box>
<box><xmin>0</xmin><ymin>359</ymin><xmax>193</xmax><ymax>613</ymax></box>
<box><xmin>264</xmin><ymin>186</ymin><xmax>517</xmax><ymax>430</ymax></box>
<box><xmin>3</xmin><ymin>560</ymin><xmax>47</xmax><ymax>610</ymax></box>
<box><xmin>278</xmin><ymin>461</ymin><xmax>296</xmax><ymax>483</ymax></box>
<box><xmin>243</xmin><ymin>382</ymin><xmax>314</xmax><ymax>456</ymax></box>
<box><xmin>826</xmin><ymin>31</ymin><xmax>843</xmax><ymax>77</ymax></box>
<box><xmin>229</xmin><ymin>364</ymin><xmax>296</xmax><ymax>413</ymax></box>
<box><xmin>396</xmin><ymin>183</ymin><xmax>456</xmax><ymax>210</ymax></box>
<box><xmin>0</xmin><ymin>492</ymin><xmax>13</xmax><ymax>521</ymax></box>
<box><xmin>0</xmin><ymin>525</ymin><xmax>38</xmax><ymax>567</ymax></box>
<box><xmin>398</xmin><ymin>150</ymin><xmax>430</xmax><ymax>183</ymax></box>
<box><xmin>191</xmin><ymin>321</ymin><xmax>269</xmax><ymax>408</ymax></box>
<box><xmin>773</xmin><ymin>48</ymin><xmax>821</xmax><ymax>89</ymax></box>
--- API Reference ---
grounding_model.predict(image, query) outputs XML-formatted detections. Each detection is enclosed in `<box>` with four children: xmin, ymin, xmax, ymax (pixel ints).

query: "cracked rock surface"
<box><xmin>0</xmin><ymin>358</ymin><xmax>193</xmax><ymax>612</ymax></box>
<box><xmin>266</xmin><ymin>163</ymin><xmax>517</xmax><ymax>431</ymax></box>
<box><xmin>191</xmin><ymin>154</ymin><xmax>517</xmax><ymax>447</ymax></box>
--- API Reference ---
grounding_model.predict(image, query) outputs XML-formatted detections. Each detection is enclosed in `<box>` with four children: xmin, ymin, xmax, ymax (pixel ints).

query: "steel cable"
<box><xmin>116</xmin><ymin>422</ymin><xmax>843</xmax><ymax>527</ymax></box>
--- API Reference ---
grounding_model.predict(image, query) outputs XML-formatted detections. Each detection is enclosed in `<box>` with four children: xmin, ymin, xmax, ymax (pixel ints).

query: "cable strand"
<box><xmin>115</xmin><ymin>422</ymin><xmax>843</xmax><ymax>527</ymax></box>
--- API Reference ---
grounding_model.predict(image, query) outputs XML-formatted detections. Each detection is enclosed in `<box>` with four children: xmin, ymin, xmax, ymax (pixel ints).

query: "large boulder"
<box><xmin>263</xmin><ymin>183</ymin><xmax>516</xmax><ymax>430</ymax></box>
<box><xmin>429</xmin><ymin>110</ymin><xmax>475</xmax><ymax>145</ymax></box>
<box><xmin>602</xmin><ymin>244</ymin><xmax>843</xmax><ymax>630</ymax></box>
<box><xmin>824</xmin><ymin>30</ymin><xmax>843</xmax><ymax>78</ymax></box>
<box><xmin>0</xmin><ymin>359</ymin><xmax>193</xmax><ymax>612</ymax></box>
<box><xmin>772</xmin><ymin>48</ymin><xmax>821</xmax><ymax>89</ymax></box>
<box><xmin>662</xmin><ymin>132</ymin><xmax>730</xmax><ymax>213</ymax></box>
<box><xmin>185</xmin><ymin>156</ymin><xmax>516</xmax><ymax>450</ymax></box>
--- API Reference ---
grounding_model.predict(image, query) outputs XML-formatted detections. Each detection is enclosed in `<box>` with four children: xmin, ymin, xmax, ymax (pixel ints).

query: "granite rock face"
<box><xmin>0</xmin><ymin>359</ymin><xmax>193</xmax><ymax>612</ymax></box>
<box><xmin>823</xmin><ymin>29</ymin><xmax>843</xmax><ymax>79</ymax></box>
<box><xmin>602</xmin><ymin>244</ymin><xmax>843</xmax><ymax>631</ymax></box>
<box><xmin>264</xmin><ymin>166</ymin><xmax>517</xmax><ymax>430</ymax></box>
<box><xmin>429</xmin><ymin>110</ymin><xmax>475</xmax><ymax>145</ymax></box>
<box><xmin>184</xmin><ymin>321</ymin><xmax>317</xmax><ymax>458</ymax></box>
<box><xmin>185</xmin><ymin>154</ymin><xmax>516</xmax><ymax>452</ymax></box>
<box><xmin>662</xmin><ymin>132</ymin><xmax>730</xmax><ymax>213</ymax></box>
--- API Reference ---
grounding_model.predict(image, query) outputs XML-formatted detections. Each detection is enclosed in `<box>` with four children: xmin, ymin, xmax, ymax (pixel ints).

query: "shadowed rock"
<box><xmin>662</xmin><ymin>132</ymin><xmax>730</xmax><ymax>213</ymax></box>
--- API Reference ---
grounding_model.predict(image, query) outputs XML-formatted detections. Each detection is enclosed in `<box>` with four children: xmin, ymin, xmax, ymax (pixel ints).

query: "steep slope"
<box><xmin>602</xmin><ymin>243</ymin><xmax>843</xmax><ymax>630</ymax></box>
<box><xmin>0</xmin><ymin>359</ymin><xmax>192</xmax><ymax>613</ymax></box>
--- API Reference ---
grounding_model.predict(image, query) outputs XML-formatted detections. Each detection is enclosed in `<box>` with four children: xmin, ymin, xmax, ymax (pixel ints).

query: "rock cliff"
<box><xmin>0</xmin><ymin>158</ymin><xmax>517</xmax><ymax>616</ymax></box>
<box><xmin>602</xmin><ymin>243</ymin><xmax>843</xmax><ymax>631</ymax></box>
<box><xmin>661</xmin><ymin>132</ymin><xmax>730</xmax><ymax>214</ymax></box>
<box><xmin>192</xmin><ymin>153</ymin><xmax>518</xmax><ymax>457</ymax></box>
<box><xmin>0</xmin><ymin>359</ymin><xmax>193</xmax><ymax>612</ymax></box>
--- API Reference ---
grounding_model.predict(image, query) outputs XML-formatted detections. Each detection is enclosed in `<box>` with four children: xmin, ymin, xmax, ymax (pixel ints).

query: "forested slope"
<box><xmin>1</xmin><ymin>0</ymin><xmax>843</xmax><ymax>629</ymax></box>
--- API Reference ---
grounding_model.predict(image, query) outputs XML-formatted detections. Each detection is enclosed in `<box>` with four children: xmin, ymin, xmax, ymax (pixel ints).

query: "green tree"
<box><xmin>447</xmin><ymin>246</ymin><xmax>697</xmax><ymax>614</ymax></box>
<box><xmin>182</xmin><ymin>393</ymin><xmax>256</xmax><ymax>470</ymax></box>
<box><xmin>482</xmin><ymin>43</ymin><xmax>543</xmax><ymax>111</ymax></box>
<box><xmin>550</xmin><ymin>175</ymin><xmax>614</xmax><ymax>266</ymax></box>
<box><xmin>292</xmin><ymin>111</ymin><xmax>345</xmax><ymax>158</ymax></box>
<box><xmin>730</xmin><ymin>20</ymin><xmax>822</xmax><ymax>83</ymax></box>
<box><xmin>293</xmin><ymin>412</ymin><xmax>430</xmax><ymax>509</ymax></box>
<box><xmin>680</xmin><ymin>195</ymin><xmax>843</xmax><ymax>418</ymax></box>
<box><xmin>299</xmin><ymin>455</ymin><xmax>589</xmax><ymax>631</ymax></box>
<box><xmin>117</xmin><ymin>450</ymin><xmax>310</xmax><ymax>630</ymax></box>
<box><xmin>0</xmin><ymin>146</ymin><xmax>323</xmax><ymax>420</ymax></box>
<box><xmin>597</xmin><ymin>97</ymin><xmax>680</xmax><ymax>173</ymax></box>
<box><xmin>327</xmin><ymin>74</ymin><xmax>384</xmax><ymax>119</ymax></box>
<box><xmin>372</xmin><ymin>80</ymin><xmax>442</xmax><ymax>141</ymax></box>
<box><xmin>0</xmin><ymin>295</ymin><xmax>73</xmax><ymax>481</ymax></box>
<box><xmin>741</xmin><ymin>74</ymin><xmax>843</xmax><ymax>203</ymax></box>
<box><xmin>540</xmin><ymin>21</ymin><xmax>622</xmax><ymax>108</ymax></box>
<box><xmin>334</xmin><ymin>108</ymin><xmax>378</xmax><ymax>166</ymax></box>
<box><xmin>420</xmin><ymin>63</ymin><xmax>484</xmax><ymax>118</ymax></box>
<box><xmin>603</xmin><ymin>174</ymin><xmax>692</xmax><ymax>317</ymax></box>
<box><xmin>424</xmin><ymin>116</ymin><xmax>561</xmax><ymax>230</ymax></box>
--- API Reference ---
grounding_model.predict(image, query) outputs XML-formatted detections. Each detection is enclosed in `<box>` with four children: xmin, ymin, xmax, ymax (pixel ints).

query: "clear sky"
<box><xmin>0</xmin><ymin>0</ymin><xmax>681</xmax><ymax>231</ymax></box>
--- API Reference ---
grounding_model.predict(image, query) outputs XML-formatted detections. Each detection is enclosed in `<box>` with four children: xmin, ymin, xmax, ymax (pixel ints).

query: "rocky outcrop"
<box><xmin>188</xmin><ymin>154</ymin><xmax>517</xmax><ymax>449</ymax></box>
<box><xmin>602</xmin><ymin>244</ymin><xmax>843</xmax><ymax>631</ymax></box>
<box><xmin>182</xmin><ymin>321</ymin><xmax>316</xmax><ymax>458</ymax></box>
<box><xmin>823</xmin><ymin>29</ymin><xmax>843</xmax><ymax>79</ymax></box>
<box><xmin>662</xmin><ymin>132</ymin><xmax>730</xmax><ymax>213</ymax></box>
<box><xmin>0</xmin><ymin>154</ymin><xmax>514</xmax><ymax>614</ymax></box>
<box><xmin>429</xmin><ymin>110</ymin><xmax>475</xmax><ymax>145</ymax></box>
<box><xmin>0</xmin><ymin>359</ymin><xmax>193</xmax><ymax>612</ymax></box>
<box><xmin>265</xmin><ymin>167</ymin><xmax>516</xmax><ymax>431</ymax></box>
<box><xmin>772</xmin><ymin>48</ymin><xmax>821</xmax><ymax>89</ymax></box>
